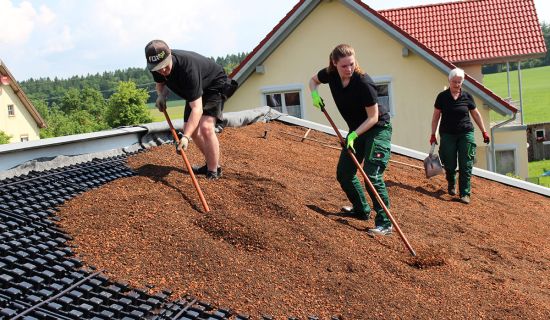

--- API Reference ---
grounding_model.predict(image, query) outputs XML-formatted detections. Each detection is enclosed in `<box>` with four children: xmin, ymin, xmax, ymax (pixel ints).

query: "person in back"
<box><xmin>430</xmin><ymin>68</ymin><xmax>490</xmax><ymax>204</ymax></box>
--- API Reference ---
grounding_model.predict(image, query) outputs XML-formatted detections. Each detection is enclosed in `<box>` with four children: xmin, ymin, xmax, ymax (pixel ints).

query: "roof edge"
<box><xmin>0</xmin><ymin>60</ymin><xmax>47</xmax><ymax>128</ymax></box>
<box><xmin>347</xmin><ymin>0</ymin><xmax>517</xmax><ymax>116</ymax></box>
<box><xmin>278</xmin><ymin>115</ymin><xmax>549</xmax><ymax>196</ymax></box>
<box><xmin>230</xmin><ymin>0</ymin><xmax>311</xmax><ymax>81</ymax></box>
<box><xmin>454</xmin><ymin>52</ymin><xmax>548</xmax><ymax>66</ymax></box>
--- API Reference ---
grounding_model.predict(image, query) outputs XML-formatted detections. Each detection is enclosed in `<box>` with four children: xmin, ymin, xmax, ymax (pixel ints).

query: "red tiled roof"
<box><xmin>230</xmin><ymin>0</ymin><xmax>519</xmax><ymax>114</ymax></box>
<box><xmin>380</xmin><ymin>0</ymin><xmax>547</xmax><ymax>64</ymax></box>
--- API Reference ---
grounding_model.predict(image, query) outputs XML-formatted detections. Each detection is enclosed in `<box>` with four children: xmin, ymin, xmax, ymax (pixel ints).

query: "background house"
<box><xmin>224</xmin><ymin>0</ymin><xmax>547</xmax><ymax>179</ymax></box>
<box><xmin>0</xmin><ymin>59</ymin><xmax>46</xmax><ymax>143</ymax></box>
<box><xmin>527</xmin><ymin>122</ymin><xmax>550</xmax><ymax>161</ymax></box>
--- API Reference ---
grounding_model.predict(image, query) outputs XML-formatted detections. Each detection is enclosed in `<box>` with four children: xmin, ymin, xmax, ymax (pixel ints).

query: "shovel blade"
<box><xmin>423</xmin><ymin>154</ymin><xmax>444</xmax><ymax>178</ymax></box>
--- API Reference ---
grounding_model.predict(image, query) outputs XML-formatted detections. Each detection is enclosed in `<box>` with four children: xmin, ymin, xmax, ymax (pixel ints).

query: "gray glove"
<box><xmin>156</xmin><ymin>95</ymin><xmax>167</xmax><ymax>112</ymax></box>
<box><xmin>176</xmin><ymin>134</ymin><xmax>190</xmax><ymax>152</ymax></box>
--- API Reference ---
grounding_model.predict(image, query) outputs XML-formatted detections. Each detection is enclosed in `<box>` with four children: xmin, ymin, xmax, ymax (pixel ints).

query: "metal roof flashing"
<box><xmin>0</xmin><ymin>124</ymin><xmax>175</xmax><ymax>177</ymax></box>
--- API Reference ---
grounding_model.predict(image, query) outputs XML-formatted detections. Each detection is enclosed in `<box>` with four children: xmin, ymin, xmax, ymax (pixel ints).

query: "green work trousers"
<box><xmin>439</xmin><ymin>131</ymin><xmax>476</xmax><ymax>197</ymax></box>
<box><xmin>336</xmin><ymin>124</ymin><xmax>392</xmax><ymax>228</ymax></box>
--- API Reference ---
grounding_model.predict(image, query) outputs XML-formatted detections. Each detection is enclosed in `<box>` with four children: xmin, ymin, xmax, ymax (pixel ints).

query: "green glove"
<box><xmin>346</xmin><ymin>131</ymin><xmax>358</xmax><ymax>153</ymax></box>
<box><xmin>311</xmin><ymin>90</ymin><xmax>324</xmax><ymax>110</ymax></box>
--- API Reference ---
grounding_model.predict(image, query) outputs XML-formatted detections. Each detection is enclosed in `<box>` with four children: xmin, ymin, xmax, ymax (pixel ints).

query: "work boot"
<box><xmin>367</xmin><ymin>225</ymin><xmax>393</xmax><ymax>236</ymax></box>
<box><xmin>448</xmin><ymin>185</ymin><xmax>457</xmax><ymax>196</ymax></box>
<box><xmin>192</xmin><ymin>164</ymin><xmax>222</xmax><ymax>177</ymax></box>
<box><xmin>341</xmin><ymin>206</ymin><xmax>370</xmax><ymax>221</ymax></box>
<box><xmin>206</xmin><ymin>170</ymin><xmax>220</xmax><ymax>180</ymax></box>
<box><xmin>459</xmin><ymin>195</ymin><xmax>471</xmax><ymax>204</ymax></box>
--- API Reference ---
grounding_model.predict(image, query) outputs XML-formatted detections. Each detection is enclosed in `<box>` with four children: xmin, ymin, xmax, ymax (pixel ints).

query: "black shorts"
<box><xmin>183</xmin><ymin>90</ymin><xmax>224</xmax><ymax>122</ymax></box>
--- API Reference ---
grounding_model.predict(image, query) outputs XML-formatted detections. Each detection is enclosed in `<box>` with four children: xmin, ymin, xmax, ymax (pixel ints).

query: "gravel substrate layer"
<box><xmin>56</xmin><ymin>121</ymin><xmax>550</xmax><ymax>319</ymax></box>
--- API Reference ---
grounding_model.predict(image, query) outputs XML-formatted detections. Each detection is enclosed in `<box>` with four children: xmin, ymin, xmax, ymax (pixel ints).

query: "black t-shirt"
<box><xmin>317</xmin><ymin>68</ymin><xmax>390</xmax><ymax>131</ymax></box>
<box><xmin>151</xmin><ymin>49</ymin><xmax>226</xmax><ymax>102</ymax></box>
<box><xmin>434</xmin><ymin>89</ymin><xmax>476</xmax><ymax>134</ymax></box>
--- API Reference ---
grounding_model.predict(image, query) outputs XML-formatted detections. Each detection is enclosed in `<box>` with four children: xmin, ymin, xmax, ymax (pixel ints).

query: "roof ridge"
<box><xmin>379</xmin><ymin>0</ymin><xmax>477</xmax><ymax>13</ymax></box>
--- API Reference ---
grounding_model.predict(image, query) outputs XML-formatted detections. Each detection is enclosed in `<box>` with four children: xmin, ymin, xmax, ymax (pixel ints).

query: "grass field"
<box><xmin>528</xmin><ymin>159</ymin><xmax>550</xmax><ymax>176</ymax></box>
<box><xmin>483</xmin><ymin>65</ymin><xmax>550</xmax><ymax>124</ymax></box>
<box><xmin>527</xmin><ymin>159</ymin><xmax>550</xmax><ymax>187</ymax></box>
<box><xmin>147</xmin><ymin>100</ymin><xmax>185</xmax><ymax>122</ymax></box>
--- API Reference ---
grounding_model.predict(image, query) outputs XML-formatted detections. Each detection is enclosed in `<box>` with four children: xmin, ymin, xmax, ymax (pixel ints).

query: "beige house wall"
<box><xmin>225</xmin><ymin>0</ymin><xmax>526</xmax><ymax>177</ymax></box>
<box><xmin>491</xmin><ymin>129</ymin><xmax>529</xmax><ymax>178</ymax></box>
<box><xmin>459</xmin><ymin>64</ymin><xmax>483</xmax><ymax>82</ymax></box>
<box><xmin>0</xmin><ymin>84</ymin><xmax>41</xmax><ymax>143</ymax></box>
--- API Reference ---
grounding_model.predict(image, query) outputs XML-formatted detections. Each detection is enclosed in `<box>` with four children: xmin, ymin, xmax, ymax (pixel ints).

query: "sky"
<box><xmin>1</xmin><ymin>0</ymin><xmax>549</xmax><ymax>81</ymax></box>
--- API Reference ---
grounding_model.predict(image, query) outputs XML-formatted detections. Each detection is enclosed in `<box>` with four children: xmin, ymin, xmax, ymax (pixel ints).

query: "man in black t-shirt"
<box><xmin>145</xmin><ymin>40</ymin><xmax>227</xmax><ymax>180</ymax></box>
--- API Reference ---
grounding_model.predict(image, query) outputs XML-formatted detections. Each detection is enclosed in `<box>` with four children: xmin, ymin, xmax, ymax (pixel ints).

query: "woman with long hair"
<box><xmin>309</xmin><ymin>44</ymin><xmax>393</xmax><ymax>236</ymax></box>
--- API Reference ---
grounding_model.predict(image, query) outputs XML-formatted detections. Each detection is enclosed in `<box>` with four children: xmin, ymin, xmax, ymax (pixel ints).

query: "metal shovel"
<box><xmin>423</xmin><ymin>143</ymin><xmax>444</xmax><ymax>179</ymax></box>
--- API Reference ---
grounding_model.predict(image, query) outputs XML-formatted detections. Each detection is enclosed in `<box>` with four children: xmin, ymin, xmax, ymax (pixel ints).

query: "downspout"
<box><xmin>517</xmin><ymin>61</ymin><xmax>524</xmax><ymax>125</ymax></box>
<box><xmin>506</xmin><ymin>61</ymin><xmax>511</xmax><ymax>99</ymax></box>
<box><xmin>490</xmin><ymin>111</ymin><xmax>517</xmax><ymax>172</ymax></box>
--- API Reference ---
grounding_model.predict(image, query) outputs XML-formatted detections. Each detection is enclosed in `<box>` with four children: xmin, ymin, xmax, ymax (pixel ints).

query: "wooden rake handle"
<box><xmin>321</xmin><ymin>106</ymin><xmax>416</xmax><ymax>256</ymax></box>
<box><xmin>163</xmin><ymin>110</ymin><xmax>210</xmax><ymax>213</ymax></box>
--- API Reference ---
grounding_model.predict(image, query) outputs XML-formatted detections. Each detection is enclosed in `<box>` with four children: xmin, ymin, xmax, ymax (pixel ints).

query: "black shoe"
<box><xmin>192</xmin><ymin>164</ymin><xmax>222</xmax><ymax>177</ymax></box>
<box><xmin>206</xmin><ymin>170</ymin><xmax>220</xmax><ymax>180</ymax></box>
<box><xmin>341</xmin><ymin>206</ymin><xmax>370</xmax><ymax>221</ymax></box>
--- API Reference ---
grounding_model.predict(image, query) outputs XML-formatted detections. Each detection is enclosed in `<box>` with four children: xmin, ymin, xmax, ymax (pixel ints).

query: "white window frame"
<box><xmin>371</xmin><ymin>76</ymin><xmax>395</xmax><ymax>117</ymax></box>
<box><xmin>7</xmin><ymin>104</ymin><xmax>15</xmax><ymax>117</ymax></box>
<box><xmin>260</xmin><ymin>84</ymin><xmax>305</xmax><ymax>119</ymax></box>
<box><xmin>490</xmin><ymin>144</ymin><xmax>519</xmax><ymax>176</ymax></box>
<box><xmin>535</xmin><ymin>129</ymin><xmax>545</xmax><ymax>141</ymax></box>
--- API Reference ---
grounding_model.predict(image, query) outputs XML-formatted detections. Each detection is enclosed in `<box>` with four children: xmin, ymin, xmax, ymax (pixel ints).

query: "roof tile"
<box><xmin>380</xmin><ymin>0</ymin><xmax>547</xmax><ymax>63</ymax></box>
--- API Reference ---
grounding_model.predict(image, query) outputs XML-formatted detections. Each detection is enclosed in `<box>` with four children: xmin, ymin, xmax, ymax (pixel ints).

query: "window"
<box><xmin>372</xmin><ymin>76</ymin><xmax>394</xmax><ymax>117</ymax></box>
<box><xmin>376</xmin><ymin>83</ymin><xmax>391</xmax><ymax>116</ymax></box>
<box><xmin>8</xmin><ymin>104</ymin><xmax>15</xmax><ymax>116</ymax></box>
<box><xmin>20</xmin><ymin>135</ymin><xmax>29</xmax><ymax>142</ymax></box>
<box><xmin>535</xmin><ymin>129</ymin><xmax>545</xmax><ymax>142</ymax></box>
<box><xmin>262</xmin><ymin>85</ymin><xmax>304</xmax><ymax>118</ymax></box>
<box><xmin>495</xmin><ymin>149</ymin><xmax>516</xmax><ymax>176</ymax></box>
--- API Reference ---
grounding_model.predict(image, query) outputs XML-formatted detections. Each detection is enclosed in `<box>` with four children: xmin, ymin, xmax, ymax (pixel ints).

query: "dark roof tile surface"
<box><xmin>0</xmin><ymin>154</ymin><xmax>234</xmax><ymax>319</ymax></box>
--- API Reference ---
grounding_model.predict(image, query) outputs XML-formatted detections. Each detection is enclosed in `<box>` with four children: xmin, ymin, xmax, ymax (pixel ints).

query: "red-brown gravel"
<box><xmin>56</xmin><ymin>121</ymin><xmax>550</xmax><ymax>319</ymax></box>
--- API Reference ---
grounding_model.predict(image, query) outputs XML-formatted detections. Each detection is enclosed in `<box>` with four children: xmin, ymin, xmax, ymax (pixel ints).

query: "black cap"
<box><xmin>145</xmin><ymin>40</ymin><xmax>171</xmax><ymax>71</ymax></box>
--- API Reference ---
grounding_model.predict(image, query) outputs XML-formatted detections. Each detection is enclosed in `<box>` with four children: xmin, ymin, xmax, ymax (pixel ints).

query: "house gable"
<box><xmin>223</xmin><ymin>0</ymin><xmax>538</xmax><ymax>177</ymax></box>
<box><xmin>0</xmin><ymin>60</ymin><xmax>46</xmax><ymax>143</ymax></box>
<box><xmin>230</xmin><ymin>0</ymin><xmax>523</xmax><ymax>117</ymax></box>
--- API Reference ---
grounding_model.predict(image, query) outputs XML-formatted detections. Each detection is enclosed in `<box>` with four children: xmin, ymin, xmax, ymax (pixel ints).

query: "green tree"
<box><xmin>107</xmin><ymin>81</ymin><xmax>152</xmax><ymax>127</ymax></box>
<box><xmin>36</xmin><ymin>104</ymin><xmax>77</xmax><ymax>138</ymax></box>
<box><xmin>0</xmin><ymin>131</ymin><xmax>12</xmax><ymax>144</ymax></box>
<box><xmin>64</xmin><ymin>86</ymin><xmax>109</xmax><ymax>131</ymax></box>
<box><xmin>32</xmin><ymin>93</ymin><xmax>109</xmax><ymax>138</ymax></box>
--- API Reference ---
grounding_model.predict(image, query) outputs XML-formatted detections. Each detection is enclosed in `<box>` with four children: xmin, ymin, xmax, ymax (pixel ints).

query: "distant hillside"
<box><xmin>483</xmin><ymin>65</ymin><xmax>550</xmax><ymax>124</ymax></box>
<box><xmin>19</xmin><ymin>52</ymin><xmax>247</xmax><ymax>105</ymax></box>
